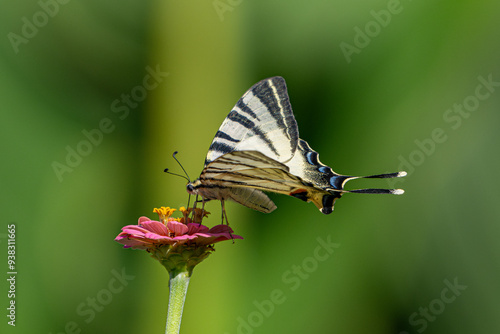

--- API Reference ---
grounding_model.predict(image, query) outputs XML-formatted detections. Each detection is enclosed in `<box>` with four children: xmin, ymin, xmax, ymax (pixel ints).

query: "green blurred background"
<box><xmin>1</xmin><ymin>1</ymin><xmax>499</xmax><ymax>333</ymax></box>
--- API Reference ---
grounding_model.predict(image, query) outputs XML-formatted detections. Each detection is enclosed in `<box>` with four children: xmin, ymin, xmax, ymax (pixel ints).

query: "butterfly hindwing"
<box><xmin>285</xmin><ymin>139</ymin><xmax>348</xmax><ymax>213</ymax></box>
<box><xmin>193</xmin><ymin>150</ymin><xmax>285</xmax><ymax>213</ymax></box>
<box><xmin>202</xmin><ymin>150</ymin><xmax>303</xmax><ymax>193</ymax></box>
<box><xmin>201</xmin><ymin>150</ymin><xmax>340</xmax><ymax>213</ymax></box>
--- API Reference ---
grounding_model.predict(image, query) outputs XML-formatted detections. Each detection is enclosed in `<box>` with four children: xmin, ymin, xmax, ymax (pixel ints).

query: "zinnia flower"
<box><xmin>115</xmin><ymin>206</ymin><xmax>242</xmax><ymax>334</ymax></box>
<box><xmin>115</xmin><ymin>206</ymin><xmax>242</xmax><ymax>274</ymax></box>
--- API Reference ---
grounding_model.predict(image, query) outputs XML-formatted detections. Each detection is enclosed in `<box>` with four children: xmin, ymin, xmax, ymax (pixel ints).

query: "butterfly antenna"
<box><xmin>164</xmin><ymin>151</ymin><xmax>193</xmax><ymax>209</ymax></box>
<box><xmin>172</xmin><ymin>151</ymin><xmax>191</xmax><ymax>181</ymax></box>
<box><xmin>172</xmin><ymin>151</ymin><xmax>194</xmax><ymax>209</ymax></box>
<box><xmin>339</xmin><ymin>171</ymin><xmax>407</xmax><ymax>195</ymax></box>
<box><xmin>163</xmin><ymin>168</ymin><xmax>190</xmax><ymax>182</ymax></box>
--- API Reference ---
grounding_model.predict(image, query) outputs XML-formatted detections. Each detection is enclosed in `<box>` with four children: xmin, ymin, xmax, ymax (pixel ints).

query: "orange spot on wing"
<box><xmin>290</xmin><ymin>189</ymin><xmax>307</xmax><ymax>195</ymax></box>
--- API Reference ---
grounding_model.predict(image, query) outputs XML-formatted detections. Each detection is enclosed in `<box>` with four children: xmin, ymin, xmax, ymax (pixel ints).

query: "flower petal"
<box><xmin>122</xmin><ymin>225</ymin><xmax>150</xmax><ymax>235</ymax></box>
<box><xmin>142</xmin><ymin>221</ymin><xmax>169</xmax><ymax>236</ymax></box>
<box><xmin>116</xmin><ymin>208</ymin><xmax>241</xmax><ymax>256</ymax></box>
<box><xmin>143</xmin><ymin>232</ymin><xmax>171</xmax><ymax>241</ymax></box>
<box><xmin>138</xmin><ymin>216</ymin><xmax>151</xmax><ymax>224</ymax></box>
<box><xmin>114</xmin><ymin>233</ymin><xmax>130</xmax><ymax>241</ymax></box>
<box><xmin>187</xmin><ymin>223</ymin><xmax>210</xmax><ymax>234</ymax></box>
<box><xmin>167</xmin><ymin>220</ymin><xmax>189</xmax><ymax>236</ymax></box>
<box><xmin>209</xmin><ymin>224</ymin><xmax>234</xmax><ymax>234</ymax></box>
<box><xmin>115</xmin><ymin>236</ymin><xmax>152</xmax><ymax>249</ymax></box>
<box><xmin>214</xmin><ymin>234</ymin><xmax>243</xmax><ymax>242</ymax></box>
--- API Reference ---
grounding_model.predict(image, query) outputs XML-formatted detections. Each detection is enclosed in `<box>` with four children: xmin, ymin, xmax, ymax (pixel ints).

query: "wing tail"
<box><xmin>315</xmin><ymin>172</ymin><xmax>406</xmax><ymax>214</ymax></box>
<box><xmin>333</xmin><ymin>171</ymin><xmax>407</xmax><ymax>194</ymax></box>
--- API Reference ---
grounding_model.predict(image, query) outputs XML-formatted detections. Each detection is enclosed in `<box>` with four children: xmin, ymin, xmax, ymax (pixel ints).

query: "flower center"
<box><xmin>153</xmin><ymin>207</ymin><xmax>176</xmax><ymax>224</ymax></box>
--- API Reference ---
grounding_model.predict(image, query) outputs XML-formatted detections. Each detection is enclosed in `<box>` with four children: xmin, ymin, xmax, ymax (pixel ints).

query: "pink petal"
<box><xmin>167</xmin><ymin>220</ymin><xmax>188</xmax><ymax>236</ymax></box>
<box><xmin>122</xmin><ymin>225</ymin><xmax>150</xmax><ymax>235</ymax></box>
<box><xmin>114</xmin><ymin>233</ymin><xmax>130</xmax><ymax>241</ymax></box>
<box><xmin>115</xmin><ymin>236</ymin><xmax>152</xmax><ymax>249</ymax></box>
<box><xmin>138</xmin><ymin>216</ymin><xmax>152</xmax><ymax>224</ymax></box>
<box><xmin>142</xmin><ymin>221</ymin><xmax>169</xmax><ymax>236</ymax></box>
<box><xmin>172</xmin><ymin>234</ymin><xmax>198</xmax><ymax>242</ymax></box>
<box><xmin>209</xmin><ymin>225</ymin><xmax>234</xmax><ymax>234</ymax></box>
<box><xmin>217</xmin><ymin>234</ymin><xmax>243</xmax><ymax>241</ymax></box>
<box><xmin>187</xmin><ymin>223</ymin><xmax>210</xmax><ymax>234</ymax></box>
<box><xmin>143</xmin><ymin>232</ymin><xmax>171</xmax><ymax>241</ymax></box>
<box><xmin>192</xmin><ymin>232</ymin><xmax>213</xmax><ymax>238</ymax></box>
<box><xmin>196</xmin><ymin>232</ymin><xmax>243</xmax><ymax>245</ymax></box>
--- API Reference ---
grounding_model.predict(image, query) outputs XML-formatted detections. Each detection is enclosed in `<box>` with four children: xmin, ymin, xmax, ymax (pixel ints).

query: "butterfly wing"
<box><xmin>195</xmin><ymin>150</ymin><xmax>292</xmax><ymax>213</ymax></box>
<box><xmin>204</xmin><ymin>77</ymin><xmax>299</xmax><ymax>166</ymax></box>
<box><xmin>201</xmin><ymin>141</ymin><xmax>406</xmax><ymax>214</ymax></box>
<box><xmin>286</xmin><ymin>139</ymin><xmax>406</xmax><ymax>213</ymax></box>
<box><xmin>213</xmin><ymin>187</ymin><xmax>277</xmax><ymax>214</ymax></box>
<box><xmin>201</xmin><ymin>150</ymin><xmax>305</xmax><ymax>193</ymax></box>
<box><xmin>200</xmin><ymin>150</ymin><xmax>339</xmax><ymax>213</ymax></box>
<box><xmin>285</xmin><ymin>139</ymin><xmax>347</xmax><ymax>214</ymax></box>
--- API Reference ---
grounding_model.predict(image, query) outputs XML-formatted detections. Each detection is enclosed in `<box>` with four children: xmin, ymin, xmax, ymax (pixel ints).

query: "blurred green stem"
<box><xmin>165</xmin><ymin>270</ymin><xmax>190</xmax><ymax>334</ymax></box>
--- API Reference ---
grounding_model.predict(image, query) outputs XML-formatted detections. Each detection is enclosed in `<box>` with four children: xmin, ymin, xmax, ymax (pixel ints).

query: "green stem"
<box><xmin>165</xmin><ymin>270</ymin><xmax>190</xmax><ymax>334</ymax></box>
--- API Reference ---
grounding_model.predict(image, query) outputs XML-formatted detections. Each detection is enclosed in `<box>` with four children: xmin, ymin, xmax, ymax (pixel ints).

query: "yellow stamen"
<box><xmin>153</xmin><ymin>207</ymin><xmax>177</xmax><ymax>224</ymax></box>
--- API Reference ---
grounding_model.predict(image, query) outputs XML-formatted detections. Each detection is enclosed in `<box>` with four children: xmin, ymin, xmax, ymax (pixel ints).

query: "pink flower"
<box><xmin>115</xmin><ymin>206</ymin><xmax>243</xmax><ymax>275</ymax></box>
<box><xmin>115</xmin><ymin>216</ymin><xmax>242</xmax><ymax>250</ymax></box>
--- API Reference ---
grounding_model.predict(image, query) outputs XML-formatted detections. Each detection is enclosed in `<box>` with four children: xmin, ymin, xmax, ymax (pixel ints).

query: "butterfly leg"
<box><xmin>220</xmin><ymin>200</ymin><xmax>229</xmax><ymax>225</ymax></box>
<box><xmin>220</xmin><ymin>200</ymin><xmax>224</xmax><ymax>224</ymax></box>
<box><xmin>199</xmin><ymin>198</ymin><xmax>207</xmax><ymax>225</ymax></box>
<box><xmin>190</xmin><ymin>195</ymin><xmax>212</xmax><ymax>224</ymax></box>
<box><xmin>190</xmin><ymin>194</ymin><xmax>199</xmax><ymax>223</ymax></box>
<box><xmin>192</xmin><ymin>195</ymin><xmax>205</xmax><ymax>224</ymax></box>
<box><xmin>220</xmin><ymin>200</ymin><xmax>235</xmax><ymax>243</ymax></box>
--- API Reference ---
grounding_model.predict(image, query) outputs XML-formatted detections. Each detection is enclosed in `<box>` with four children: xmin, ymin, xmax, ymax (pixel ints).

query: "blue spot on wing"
<box><xmin>319</xmin><ymin>166</ymin><xmax>330</xmax><ymax>173</ymax></box>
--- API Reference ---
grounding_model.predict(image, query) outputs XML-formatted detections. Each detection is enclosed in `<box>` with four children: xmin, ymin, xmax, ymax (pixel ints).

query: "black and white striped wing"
<box><xmin>201</xmin><ymin>142</ymin><xmax>406</xmax><ymax>214</ymax></box>
<box><xmin>201</xmin><ymin>150</ymin><xmax>306</xmax><ymax>194</ymax></box>
<box><xmin>200</xmin><ymin>150</ymin><xmax>338</xmax><ymax>213</ymax></box>
<box><xmin>204</xmin><ymin>77</ymin><xmax>299</xmax><ymax>166</ymax></box>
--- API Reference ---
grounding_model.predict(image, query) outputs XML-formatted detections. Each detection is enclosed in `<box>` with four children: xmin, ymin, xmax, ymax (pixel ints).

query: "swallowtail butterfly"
<box><xmin>187</xmin><ymin>77</ymin><xmax>405</xmax><ymax>216</ymax></box>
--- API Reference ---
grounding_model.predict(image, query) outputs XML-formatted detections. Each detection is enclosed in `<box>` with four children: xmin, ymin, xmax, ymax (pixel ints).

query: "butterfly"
<box><xmin>186</xmin><ymin>77</ymin><xmax>405</xmax><ymax>220</ymax></box>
